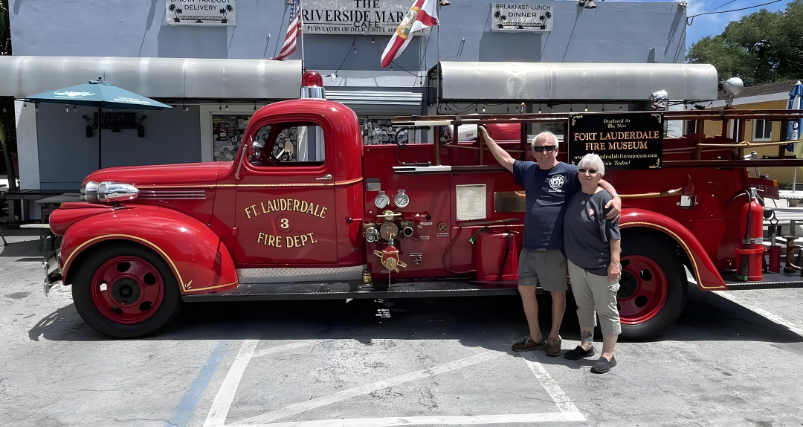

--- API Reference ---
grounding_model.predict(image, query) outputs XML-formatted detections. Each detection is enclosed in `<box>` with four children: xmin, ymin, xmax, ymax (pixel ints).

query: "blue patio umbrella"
<box><xmin>785</xmin><ymin>81</ymin><xmax>803</xmax><ymax>191</ymax></box>
<box><xmin>22</xmin><ymin>80</ymin><xmax>172</xmax><ymax>169</ymax></box>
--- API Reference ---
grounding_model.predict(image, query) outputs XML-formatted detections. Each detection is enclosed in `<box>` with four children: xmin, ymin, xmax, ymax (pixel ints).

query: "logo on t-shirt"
<box><xmin>548</xmin><ymin>175</ymin><xmax>565</xmax><ymax>192</ymax></box>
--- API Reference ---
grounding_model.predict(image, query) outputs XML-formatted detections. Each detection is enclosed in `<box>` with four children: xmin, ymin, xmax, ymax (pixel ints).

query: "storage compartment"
<box><xmin>475</xmin><ymin>231</ymin><xmax>519</xmax><ymax>281</ymax></box>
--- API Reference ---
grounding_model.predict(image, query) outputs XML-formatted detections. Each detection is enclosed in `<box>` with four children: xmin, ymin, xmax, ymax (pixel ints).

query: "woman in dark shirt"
<box><xmin>563</xmin><ymin>153</ymin><xmax>621</xmax><ymax>374</ymax></box>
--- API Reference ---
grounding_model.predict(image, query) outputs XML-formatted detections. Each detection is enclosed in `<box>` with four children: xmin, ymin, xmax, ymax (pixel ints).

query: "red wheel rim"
<box><xmin>617</xmin><ymin>255</ymin><xmax>668</xmax><ymax>325</ymax></box>
<box><xmin>89</xmin><ymin>256</ymin><xmax>165</xmax><ymax>324</ymax></box>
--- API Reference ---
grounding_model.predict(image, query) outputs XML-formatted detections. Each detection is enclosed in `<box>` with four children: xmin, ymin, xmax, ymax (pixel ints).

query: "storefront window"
<box><xmin>213</xmin><ymin>114</ymin><xmax>252</xmax><ymax>161</ymax></box>
<box><xmin>361</xmin><ymin>118</ymin><xmax>419</xmax><ymax>145</ymax></box>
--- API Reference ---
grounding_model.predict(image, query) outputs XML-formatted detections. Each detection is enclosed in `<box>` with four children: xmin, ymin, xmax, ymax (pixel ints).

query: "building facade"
<box><xmin>2</xmin><ymin>0</ymin><xmax>692</xmax><ymax>194</ymax></box>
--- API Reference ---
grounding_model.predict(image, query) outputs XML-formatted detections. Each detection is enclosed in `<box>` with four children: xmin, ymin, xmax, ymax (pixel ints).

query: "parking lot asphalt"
<box><xmin>2</xmin><ymin>229</ymin><xmax>803</xmax><ymax>427</ymax></box>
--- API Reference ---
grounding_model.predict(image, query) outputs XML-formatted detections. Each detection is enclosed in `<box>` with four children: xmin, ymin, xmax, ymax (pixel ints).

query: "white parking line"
<box><xmin>233</xmin><ymin>350</ymin><xmax>503</xmax><ymax>425</ymax></box>
<box><xmin>521</xmin><ymin>352</ymin><xmax>585</xmax><ymax>415</ymax></box>
<box><xmin>713</xmin><ymin>291</ymin><xmax>803</xmax><ymax>337</ymax></box>
<box><xmin>233</xmin><ymin>413</ymin><xmax>587</xmax><ymax>427</ymax></box>
<box><xmin>204</xmin><ymin>340</ymin><xmax>586</xmax><ymax>427</ymax></box>
<box><xmin>204</xmin><ymin>340</ymin><xmax>259</xmax><ymax>427</ymax></box>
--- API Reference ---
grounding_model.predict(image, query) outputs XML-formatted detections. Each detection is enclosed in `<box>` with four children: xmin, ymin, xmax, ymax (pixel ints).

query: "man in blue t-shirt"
<box><xmin>478</xmin><ymin>126</ymin><xmax>621</xmax><ymax>357</ymax></box>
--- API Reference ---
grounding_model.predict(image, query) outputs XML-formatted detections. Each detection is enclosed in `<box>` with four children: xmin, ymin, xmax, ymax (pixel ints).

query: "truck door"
<box><xmin>234</xmin><ymin>119</ymin><xmax>337</xmax><ymax>266</ymax></box>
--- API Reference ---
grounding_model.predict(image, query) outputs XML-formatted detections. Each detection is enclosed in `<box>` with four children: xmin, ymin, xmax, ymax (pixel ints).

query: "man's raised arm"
<box><xmin>478</xmin><ymin>126</ymin><xmax>515</xmax><ymax>173</ymax></box>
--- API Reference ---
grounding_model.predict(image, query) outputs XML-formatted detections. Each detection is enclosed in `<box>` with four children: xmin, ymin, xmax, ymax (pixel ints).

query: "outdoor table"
<box><xmin>36</xmin><ymin>193</ymin><xmax>81</xmax><ymax>223</ymax></box>
<box><xmin>3</xmin><ymin>189</ymin><xmax>76</xmax><ymax>223</ymax></box>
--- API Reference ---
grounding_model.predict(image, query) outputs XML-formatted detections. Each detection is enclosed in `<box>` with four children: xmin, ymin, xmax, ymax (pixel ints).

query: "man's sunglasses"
<box><xmin>578</xmin><ymin>168</ymin><xmax>599</xmax><ymax>175</ymax></box>
<box><xmin>532</xmin><ymin>145</ymin><xmax>557</xmax><ymax>153</ymax></box>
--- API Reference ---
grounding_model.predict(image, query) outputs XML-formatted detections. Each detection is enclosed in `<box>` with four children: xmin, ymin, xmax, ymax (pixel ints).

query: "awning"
<box><xmin>326</xmin><ymin>90</ymin><xmax>423</xmax><ymax>116</ymax></box>
<box><xmin>0</xmin><ymin>56</ymin><xmax>302</xmax><ymax>100</ymax></box>
<box><xmin>435</xmin><ymin>62</ymin><xmax>719</xmax><ymax>102</ymax></box>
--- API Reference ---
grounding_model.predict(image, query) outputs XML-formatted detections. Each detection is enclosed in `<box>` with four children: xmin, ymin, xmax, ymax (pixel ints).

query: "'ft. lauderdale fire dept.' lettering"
<box><xmin>244</xmin><ymin>198</ymin><xmax>328</xmax><ymax>220</ymax></box>
<box><xmin>257</xmin><ymin>232</ymin><xmax>317</xmax><ymax>248</ymax></box>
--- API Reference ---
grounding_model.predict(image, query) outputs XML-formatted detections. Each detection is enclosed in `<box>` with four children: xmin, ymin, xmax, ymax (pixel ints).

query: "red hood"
<box><xmin>83</xmin><ymin>162</ymin><xmax>227</xmax><ymax>188</ymax></box>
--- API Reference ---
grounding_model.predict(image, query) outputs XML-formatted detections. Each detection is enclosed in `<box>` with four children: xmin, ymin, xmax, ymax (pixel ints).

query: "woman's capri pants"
<box><xmin>567</xmin><ymin>259</ymin><xmax>622</xmax><ymax>336</ymax></box>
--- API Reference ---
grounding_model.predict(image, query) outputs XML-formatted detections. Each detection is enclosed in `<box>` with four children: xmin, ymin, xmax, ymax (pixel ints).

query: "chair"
<box><xmin>0</xmin><ymin>188</ymin><xmax>7</xmax><ymax>246</ymax></box>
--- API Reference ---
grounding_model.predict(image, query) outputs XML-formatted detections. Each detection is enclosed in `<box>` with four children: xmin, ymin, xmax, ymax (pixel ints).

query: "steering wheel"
<box><xmin>248</xmin><ymin>146</ymin><xmax>278</xmax><ymax>167</ymax></box>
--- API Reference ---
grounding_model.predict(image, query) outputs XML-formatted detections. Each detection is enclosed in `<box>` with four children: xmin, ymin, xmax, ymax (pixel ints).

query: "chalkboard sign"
<box><xmin>568</xmin><ymin>113</ymin><xmax>663</xmax><ymax>171</ymax></box>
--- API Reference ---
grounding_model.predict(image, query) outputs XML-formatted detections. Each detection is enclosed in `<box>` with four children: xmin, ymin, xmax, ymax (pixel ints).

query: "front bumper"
<box><xmin>42</xmin><ymin>250</ymin><xmax>62</xmax><ymax>296</ymax></box>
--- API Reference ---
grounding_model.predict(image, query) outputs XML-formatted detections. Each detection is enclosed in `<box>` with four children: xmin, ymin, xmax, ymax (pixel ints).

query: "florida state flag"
<box><xmin>380</xmin><ymin>0</ymin><xmax>439</xmax><ymax>68</ymax></box>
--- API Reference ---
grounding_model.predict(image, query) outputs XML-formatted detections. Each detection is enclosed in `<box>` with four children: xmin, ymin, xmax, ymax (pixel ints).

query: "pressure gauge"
<box><xmin>394</xmin><ymin>189</ymin><xmax>410</xmax><ymax>208</ymax></box>
<box><xmin>374</xmin><ymin>191</ymin><xmax>390</xmax><ymax>209</ymax></box>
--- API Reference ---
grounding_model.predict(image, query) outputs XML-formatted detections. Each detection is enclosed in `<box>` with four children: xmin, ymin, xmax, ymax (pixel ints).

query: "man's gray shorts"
<box><xmin>518</xmin><ymin>248</ymin><xmax>568</xmax><ymax>292</ymax></box>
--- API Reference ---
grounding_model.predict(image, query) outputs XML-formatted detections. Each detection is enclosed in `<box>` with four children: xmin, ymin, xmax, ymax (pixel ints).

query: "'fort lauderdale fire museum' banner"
<box><xmin>568</xmin><ymin>113</ymin><xmax>664</xmax><ymax>171</ymax></box>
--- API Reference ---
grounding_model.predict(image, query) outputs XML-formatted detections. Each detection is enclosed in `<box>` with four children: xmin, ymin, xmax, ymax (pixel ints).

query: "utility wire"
<box><xmin>687</xmin><ymin>0</ymin><xmax>783</xmax><ymax>25</ymax></box>
<box><xmin>706</xmin><ymin>0</ymin><xmax>737</xmax><ymax>13</ymax></box>
<box><xmin>332</xmin><ymin>36</ymin><xmax>358</xmax><ymax>76</ymax></box>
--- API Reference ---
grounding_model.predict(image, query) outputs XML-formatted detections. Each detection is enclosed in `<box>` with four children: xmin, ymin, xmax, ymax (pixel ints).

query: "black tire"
<box><xmin>618</xmin><ymin>233</ymin><xmax>687</xmax><ymax>340</ymax></box>
<box><xmin>72</xmin><ymin>242</ymin><xmax>183</xmax><ymax>338</ymax></box>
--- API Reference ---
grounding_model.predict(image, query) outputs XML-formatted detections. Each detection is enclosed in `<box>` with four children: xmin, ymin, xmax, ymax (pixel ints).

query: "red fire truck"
<box><xmin>42</xmin><ymin>77</ymin><xmax>803</xmax><ymax>339</ymax></box>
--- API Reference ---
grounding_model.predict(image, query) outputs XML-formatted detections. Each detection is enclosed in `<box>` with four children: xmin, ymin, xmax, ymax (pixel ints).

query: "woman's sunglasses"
<box><xmin>578</xmin><ymin>168</ymin><xmax>599</xmax><ymax>175</ymax></box>
<box><xmin>532</xmin><ymin>145</ymin><xmax>557</xmax><ymax>153</ymax></box>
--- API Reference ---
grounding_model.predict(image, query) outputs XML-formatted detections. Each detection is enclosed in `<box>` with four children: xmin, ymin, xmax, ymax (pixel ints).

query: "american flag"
<box><xmin>271</xmin><ymin>0</ymin><xmax>302</xmax><ymax>61</ymax></box>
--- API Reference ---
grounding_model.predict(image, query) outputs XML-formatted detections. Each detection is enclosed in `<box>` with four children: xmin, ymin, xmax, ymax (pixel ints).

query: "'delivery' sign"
<box><xmin>568</xmin><ymin>113</ymin><xmax>663</xmax><ymax>171</ymax></box>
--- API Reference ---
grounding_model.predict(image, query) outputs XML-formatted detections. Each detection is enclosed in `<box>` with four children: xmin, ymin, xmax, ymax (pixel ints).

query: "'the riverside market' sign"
<box><xmin>302</xmin><ymin>0</ymin><xmax>427</xmax><ymax>34</ymax></box>
<box><xmin>491</xmin><ymin>3</ymin><xmax>553</xmax><ymax>32</ymax></box>
<box><xmin>568</xmin><ymin>113</ymin><xmax>663</xmax><ymax>170</ymax></box>
<box><xmin>166</xmin><ymin>0</ymin><xmax>236</xmax><ymax>26</ymax></box>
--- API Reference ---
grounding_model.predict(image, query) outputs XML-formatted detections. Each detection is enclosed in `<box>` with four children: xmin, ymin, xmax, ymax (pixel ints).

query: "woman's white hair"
<box><xmin>531</xmin><ymin>131</ymin><xmax>558</xmax><ymax>150</ymax></box>
<box><xmin>577</xmin><ymin>153</ymin><xmax>605</xmax><ymax>176</ymax></box>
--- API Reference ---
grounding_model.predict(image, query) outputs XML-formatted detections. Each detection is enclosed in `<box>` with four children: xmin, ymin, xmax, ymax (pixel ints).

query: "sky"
<box><xmin>616</xmin><ymin>0</ymin><xmax>791</xmax><ymax>48</ymax></box>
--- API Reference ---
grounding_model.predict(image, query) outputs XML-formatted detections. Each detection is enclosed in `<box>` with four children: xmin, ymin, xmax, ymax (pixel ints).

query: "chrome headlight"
<box><xmin>97</xmin><ymin>182</ymin><xmax>139</xmax><ymax>203</ymax></box>
<box><xmin>82</xmin><ymin>181</ymin><xmax>100</xmax><ymax>202</ymax></box>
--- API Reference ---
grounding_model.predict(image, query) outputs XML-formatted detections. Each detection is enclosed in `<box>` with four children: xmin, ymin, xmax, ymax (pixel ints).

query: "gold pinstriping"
<box><xmin>217</xmin><ymin>177</ymin><xmax>363</xmax><ymax>188</ymax></box>
<box><xmin>63</xmin><ymin>234</ymin><xmax>238</xmax><ymax>293</ymax></box>
<box><xmin>622</xmin><ymin>222</ymin><xmax>726</xmax><ymax>290</ymax></box>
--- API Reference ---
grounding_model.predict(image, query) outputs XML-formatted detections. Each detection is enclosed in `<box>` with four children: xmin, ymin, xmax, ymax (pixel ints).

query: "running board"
<box><xmin>182</xmin><ymin>279</ymin><xmax>519</xmax><ymax>302</ymax></box>
<box><xmin>723</xmin><ymin>270</ymin><xmax>803</xmax><ymax>290</ymax></box>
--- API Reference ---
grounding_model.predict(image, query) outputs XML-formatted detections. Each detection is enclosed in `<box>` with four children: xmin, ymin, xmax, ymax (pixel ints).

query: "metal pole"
<box><xmin>300</xmin><ymin>0</ymin><xmax>306</xmax><ymax>72</ymax></box>
<box><xmin>98</xmin><ymin>106</ymin><xmax>102</xmax><ymax>170</ymax></box>
<box><xmin>436</xmin><ymin>3</ymin><xmax>440</xmax><ymax>66</ymax></box>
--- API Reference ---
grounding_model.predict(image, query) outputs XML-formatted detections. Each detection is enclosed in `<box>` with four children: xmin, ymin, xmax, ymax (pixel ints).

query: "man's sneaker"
<box><xmin>544</xmin><ymin>336</ymin><xmax>562</xmax><ymax>357</ymax></box>
<box><xmin>564</xmin><ymin>345</ymin><xmax>595</xmax><ymax>360</ymax></box>
<box><xmin>590</xmin><ymin>356</ymin><xmax>617</xmax><ymax>374</ymax></box>
<box><xmin>511</xmin><ymin>335</ymin><xmax>545</xmax><ymax>352</ymax></box>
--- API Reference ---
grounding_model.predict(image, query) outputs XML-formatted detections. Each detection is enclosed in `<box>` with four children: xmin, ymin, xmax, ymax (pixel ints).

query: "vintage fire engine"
<box><xmin>42</xmin><ymin>74</ymin><xmax>803</xmax><ymax>339</ymax></box>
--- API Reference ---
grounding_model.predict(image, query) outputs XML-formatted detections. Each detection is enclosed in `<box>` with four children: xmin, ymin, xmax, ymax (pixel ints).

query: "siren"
<box><xmin>300</xmin><ymin>70</ymin><xmax>326</xmax><ymax>99</ymax></box>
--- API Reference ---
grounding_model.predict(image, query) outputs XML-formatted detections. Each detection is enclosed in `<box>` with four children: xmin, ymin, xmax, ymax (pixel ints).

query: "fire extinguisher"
<box><xmin>739</xmin><ymin>188</ymin><xmax>764</xmax><ymax>249</ymax></box>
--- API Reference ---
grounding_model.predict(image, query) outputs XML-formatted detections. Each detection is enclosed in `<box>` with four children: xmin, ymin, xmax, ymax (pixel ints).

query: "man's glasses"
<box><xmin>578</xmin><ymin>168</ymin><xmax>599</xmax><ymax>175</ymax></box>
<box><xmin>532</xmin><ymin>145</ymin><xmax>557</xmax><ymax>153</ymax></box>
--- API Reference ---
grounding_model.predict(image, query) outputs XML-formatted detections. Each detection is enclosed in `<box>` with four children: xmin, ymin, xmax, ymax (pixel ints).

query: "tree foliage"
<box><xmin>687</xmin><ymin>0</ymin><xmax>803</xmax><ymax>86</ymax></box>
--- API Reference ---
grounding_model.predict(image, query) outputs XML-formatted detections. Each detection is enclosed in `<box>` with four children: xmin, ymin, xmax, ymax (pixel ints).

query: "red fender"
<box><xmin>621</xmin><ymin>208</ymin><xmax>728</xmax><ymax>291</ymax></box>
<box><xmin>57</xmin><ymin>204</ymin><xmax>238</xmax><ymax>295</ymax></box>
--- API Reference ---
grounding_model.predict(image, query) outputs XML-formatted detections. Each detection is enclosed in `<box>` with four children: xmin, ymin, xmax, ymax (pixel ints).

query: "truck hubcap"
<box><xmin>617</xmin><ymin>255</ymin><xmax>668</xmax><ymax>324</ymax></box>
<box><xmin>90</xmin><ymin>256</ymin><xmax>164</xmax><ymax>324</ymax></box>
